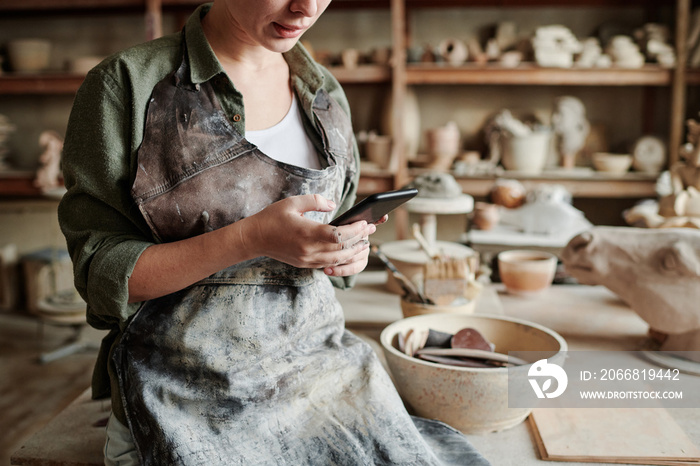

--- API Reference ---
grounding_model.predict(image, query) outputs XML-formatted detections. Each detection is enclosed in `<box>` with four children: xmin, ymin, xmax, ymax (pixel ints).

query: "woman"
<box><xmin>59</xmin><ymin>1</ymin><xmax>488</xmax><ymax>464</ymax></box>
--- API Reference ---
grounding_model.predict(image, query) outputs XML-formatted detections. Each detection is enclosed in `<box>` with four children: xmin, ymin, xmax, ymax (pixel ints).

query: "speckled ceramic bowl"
<box><xmin>380</xmin><ymin>313</ymin><xmax>566</xmax><ymax>434</ymax></box>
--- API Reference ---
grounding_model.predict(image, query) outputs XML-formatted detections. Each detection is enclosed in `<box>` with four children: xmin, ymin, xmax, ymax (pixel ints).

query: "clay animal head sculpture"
<box><xmin>562</xmin><ymin>227</ymin><xmax>700</xmax><ymax>353</ymax></box>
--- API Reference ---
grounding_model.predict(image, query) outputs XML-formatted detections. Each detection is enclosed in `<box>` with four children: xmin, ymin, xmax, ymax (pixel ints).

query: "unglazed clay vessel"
<box><xmin>500</xmin><ymin>131</ymin><xmax>552</xmax><ymax>174</ymax></box>
<box><xmin>7</xmin><ymin>39</ymin><xmax>51</xmax><ymax>73</ymax></box>
<box><xmin>472</xmin><ymin>202</ymin><xmax>500</xmax><ymax>230</ymax></box>
<box><xmin>380</xmin><ymin>313</ymin><xmax>567</xmax><ymax>434</ymax></box>
<box><xmin>591</xmin><ymin>152</ymin><xmax>633</xmax><ymax>175</ymax></box>
<box><xmin>498</xmin><ymin>250</ymin><xmax>557</xmax><ymax>295</ymax></box>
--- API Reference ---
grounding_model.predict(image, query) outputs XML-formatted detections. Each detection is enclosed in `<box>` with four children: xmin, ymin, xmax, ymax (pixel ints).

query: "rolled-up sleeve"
<box><xmin>58</xmin><ymin>69</ymin><xmax>153</xmax><ymax>330</ymax></box>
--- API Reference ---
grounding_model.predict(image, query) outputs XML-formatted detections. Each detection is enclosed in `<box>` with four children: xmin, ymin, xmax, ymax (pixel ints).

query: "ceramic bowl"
<box><xmin>498</xmin><ymin>250</ymin><xmax>557</xmax><ymax>295</ymax></box>
<box><xmin>380</xmin><ymin>313</ymin><xmax>567</xmax><ymax>434</ymax></box>
<box><xmin>7</xmin><ymin>39</ymin><xmax>51</xmax><ymax>73</ymax></box>
<box><xmin>592</xmin><ymin>152</ymin><xmax>633</xmax><ymax>175</ymax></box>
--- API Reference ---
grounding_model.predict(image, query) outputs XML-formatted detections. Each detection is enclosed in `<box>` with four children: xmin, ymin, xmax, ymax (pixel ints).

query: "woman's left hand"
<box><xmin>324</xmin><ymin>214</ymin><xmax>387</xmax><ymax>277</ymax></box>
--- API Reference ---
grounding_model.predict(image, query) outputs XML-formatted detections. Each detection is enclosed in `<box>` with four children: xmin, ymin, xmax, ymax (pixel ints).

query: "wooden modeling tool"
<box><xmin>412</xmin><ymin>224</ymin><xmax>470</xmax><ymax>306</ymax></box>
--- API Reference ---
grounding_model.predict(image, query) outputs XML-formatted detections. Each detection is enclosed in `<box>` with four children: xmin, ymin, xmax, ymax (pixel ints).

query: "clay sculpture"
<box><xmin>562</xmin><ymin>226</ymin><xmax>700</xmax><ymax>356</ymax></box>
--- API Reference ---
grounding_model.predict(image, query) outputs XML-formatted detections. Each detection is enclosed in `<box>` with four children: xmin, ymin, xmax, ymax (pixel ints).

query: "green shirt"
<box><xmin>58</xmin><ymin>3</ymin><xmax>360</xmax><ymax>424</ymax></box>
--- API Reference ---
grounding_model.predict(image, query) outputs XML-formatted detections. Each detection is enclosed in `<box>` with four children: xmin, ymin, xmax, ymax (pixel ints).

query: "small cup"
<box><xmin>7</xmin><ymin>39</ymin><xmax>51</xmax><ymax>73</ymax></box>
<box><xmin>365</xmin><ymin>134</ymin><xmax>392</xmax><ymax>169</ymax></box>
<box><xmin>498</xmin><ymin>250</ymin><xmax>557</xmax><ymax>295</ymax></box>
<box><xmin>341</xmin><ymin>48</ymin><xmax>360</xmax><ymax>69</ymax></box>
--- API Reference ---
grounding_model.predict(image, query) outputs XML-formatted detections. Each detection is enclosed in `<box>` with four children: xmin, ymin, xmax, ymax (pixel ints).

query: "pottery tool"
<box><xmin>398</xmin><ymin>328</ymin><xmax>429</xmax><ymax>356</ymax></box>
<box><xmin>371</xmin><ymin>245</ymin><xmax>430</xmax><ymax>304</ymax></box>
<box><xmin>411</xmin><ymin>224</ymin><xmax>477</xmax><ymax>306</ymax></box>
<box><xmin>451</xmin><ymin>327</ymin><xmax>495</xmax><ymax>352</ymax></box>
<box><xmin>416</xmin><ymin>347</ymin><xmax>527</xmax><ymax>366</ymax></box>
<box><xmin>416</xmin><ymin>353</ymin><xmax>492</xmax><ymax>368</ymax></box>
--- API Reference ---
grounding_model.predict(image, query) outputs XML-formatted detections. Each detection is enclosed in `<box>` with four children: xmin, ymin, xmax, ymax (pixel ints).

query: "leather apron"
<box><xmin>113</xmin><ymin>48</ymin><xmax>488</xmax><ymax>466</ymax></box>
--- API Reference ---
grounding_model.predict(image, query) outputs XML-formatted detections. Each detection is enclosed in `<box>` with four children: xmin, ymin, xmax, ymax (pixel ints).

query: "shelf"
<box><xmin>408</xmin><ymin>168</ymin><xmax>658</xmax><ymax>199</ymax></box>
<box><xmin>357</xmin><ymin>170</ymin><xmax>395</xmax><ymax>195</ymax></box>
<box><xmin>0</xmin><ymin>172</ymin><xmax>44</xmax><ymax>198</ymax></box>
<box><xmin>406</xmin><ymin>64</ymin><xmax>673</xmax><ymax>86</ymax></box>
<box><xmin>404</xmin><ymin>0</ymin><xmax>665</xmax><ymax>7</ymax></box>
<box><xmin>0</xmin><ymin>65</ymin><xmax>390</xmax><ymax>95</ymax></box>
<box><xmin>0</xmin><ymin>0</ymin><xmax>142</xmax><ymax>12</ymax></box>
<box><xmin>0</xmin><ymin>73</ymin><xmax>85</xmax><ymax>95</ymax></box>
<box><xmin>686</xmin><ymin>68</ymin><xmax>700</xmax><ymax>86</ymax></box>
<box><xmin>329</xmin><ymin>65</ymin><xmax>391</xmax><ymax>84</ymax></box>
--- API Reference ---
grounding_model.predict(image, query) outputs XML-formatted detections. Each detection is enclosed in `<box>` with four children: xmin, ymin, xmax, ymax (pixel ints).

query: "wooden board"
<box><xmin>0</xmin><ymin>314</ymin><xmax>102</xmax><ymax>465</ymax></box>
<box><xmin>530</xmin><ymin>408</ymin><xmax>700</xmax><ymax>465</ymax></box>
<box><xmin>10</xmin><ymin>388</ymin><xmax>107</xmax><ymax>466</ymax></box>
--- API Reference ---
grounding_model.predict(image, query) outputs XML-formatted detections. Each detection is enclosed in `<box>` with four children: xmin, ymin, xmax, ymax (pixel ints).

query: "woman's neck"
<box><xmin>201</xmin><ymin>3</ymin><xmax>286</xmax><ymax>74</ymax></box>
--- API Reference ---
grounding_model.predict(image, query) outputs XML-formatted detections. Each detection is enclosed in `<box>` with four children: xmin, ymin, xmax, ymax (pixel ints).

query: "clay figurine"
<box><xmin>0</xmin><ymin>114</ymin><xmax>16</xmax><ymax>171</ymax></box>
<box><xmin>552</xmin><ymin>96</ymin><xmax>590</xmax><ymax>169</ymax></box>
<box><xmin>562</xmin><ymin>227</ymin><xmax>700</xmax><ymax>358</ymax></box>
<box><xmin>605</xmin><ymin>35</ymin><xmax>645</xmax><ymax>68</ymax></box>
<box><xmin>34</xmin><ymin>130</ymin><xmax>64</xmax><ymax>190</ymax></box>
<box><xmin>532</xmin><ymin>25</ymin><xmax>582</xmax><ymax>68</ymax></box>
<box><xmin>438</xmin><ymin>39</ymin><xmax>468</xmax><ymax>66</ymax></box>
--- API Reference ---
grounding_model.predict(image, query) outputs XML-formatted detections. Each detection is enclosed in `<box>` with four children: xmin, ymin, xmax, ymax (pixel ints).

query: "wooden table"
<box><xmin>11</xmin><ymin>271</ymin><xmax>700</xmax><ymax>465</ymax></box>
<box><xmin>340</xmin><ymin>272</ymin><xmax>700</xmax><ymax>466</ymax></box>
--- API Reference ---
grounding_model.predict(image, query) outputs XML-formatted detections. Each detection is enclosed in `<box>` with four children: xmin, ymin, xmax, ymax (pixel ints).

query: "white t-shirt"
<box><xmin>245</xmin><ymin>95</ymin><xmax>322</xmax><ymax>170</ymax></box>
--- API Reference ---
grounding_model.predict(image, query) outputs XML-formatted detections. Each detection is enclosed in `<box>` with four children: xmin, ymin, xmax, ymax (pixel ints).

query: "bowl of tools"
<box><xmin>380</xmin><ymin>313</ymin><xmax>566</xmax><ymax>434</ymax></box>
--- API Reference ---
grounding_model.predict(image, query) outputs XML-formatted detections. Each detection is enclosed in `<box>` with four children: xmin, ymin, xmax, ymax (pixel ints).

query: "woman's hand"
<box><xmin>243</xmin><ymin>194</ymin><xmax>378</xmax><ymax>276</ymax></box>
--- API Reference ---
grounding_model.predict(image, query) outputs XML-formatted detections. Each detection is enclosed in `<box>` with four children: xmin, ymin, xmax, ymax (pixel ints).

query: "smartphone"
<box><xmin>329</xmin><ymin>188</ymin><xmax>418</xmax><ymax>227</ymax></box>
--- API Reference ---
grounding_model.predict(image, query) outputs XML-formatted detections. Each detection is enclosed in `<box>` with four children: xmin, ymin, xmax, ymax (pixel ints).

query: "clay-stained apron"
<box><xmin>113</xmin><ymin>47</ymin><xmax>490</xmax><ymax>466</ymax></box>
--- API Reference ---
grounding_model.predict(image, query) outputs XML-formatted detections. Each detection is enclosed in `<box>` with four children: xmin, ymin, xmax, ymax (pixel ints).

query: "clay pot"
<box><xmin>498</xmin><ymin>250</ymin><xmax>557</xmax><ymax>295</ymax></box>
<box><xmin>489</xmin><ymin>180</ymin><xmax>526</xmax><ymax>209</ymax></box>
<box><xmin>472</xmin><ymin>202</ymin><xmax>500</xmax><ymax>230</ymax></box>
<box><xmin>501</xmin><ymin>131</ymin><xmax>552</xmax><ymax>174</ymax></box>
<box><xmin>7</xmin><ymin>39</ymin><xmax>51</xmax><ymax>73</ymax></box>
<box><xmin>380</xmin><ymin>313</ymin><xmax>567</xmax><ymax>434</ymax></box>
<box><xmin>68</xmin><ymin>56</ymin><xmax>104</xmax><ymax>75</ymax></box>
<box><xmin>425</xmin><ymin>122</ymin><xmax>460</xmax><ymax>170</ymax></box>
<box><xmin>365</xmin><ymin>134</ymin><xmax>392</xmax><ymax>169</ymax></box>
<box><xmin>341</xmin><ymin>48</ymin><xmax>360</xmax><ymax>68</ymax></box>
<box><xmin>381</xmin><ymin>89</ymin><xmax>420</xmax><ymax>160</ymax></box>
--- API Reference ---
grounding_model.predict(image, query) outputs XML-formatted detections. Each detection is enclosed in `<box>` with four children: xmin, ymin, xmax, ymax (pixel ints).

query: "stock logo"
<box><xmin>528</xmin><ymin>359</ymin><xmax>568</xmax><ymax>399</ymax></box>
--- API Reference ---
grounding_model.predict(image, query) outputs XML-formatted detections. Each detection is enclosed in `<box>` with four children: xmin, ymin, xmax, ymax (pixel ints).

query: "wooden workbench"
<box><xmin>11</xmin><ymin>271</ymin><xmax>700</xmax><ymax>465</ymax></box>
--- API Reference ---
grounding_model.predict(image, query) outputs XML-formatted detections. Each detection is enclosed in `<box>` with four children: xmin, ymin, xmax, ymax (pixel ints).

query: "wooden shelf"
<box><xmin>0</xmin><ymin>0</ymin><xmax>142</xmax><ymax>12</ymax></box>
<box><xmin>0</xmin><ymin>172</ymin><xmax>43</xmax><ymax>198</ymax></box>
<box><xmin>406</xmin><ymin>63</ymin><xmax>673</xmax><ymax>86</ymax></box>
<box><xmin>408</xmin><ymin>169</ymin><xmax>657</xmax><ymax>198</ymax></box>
<box><xmin>357</xmin><ymin>170</ymin><xmax>395</xmax><ymax>194</ymax></box>
<box><xmin>404</xmin><ymin>0</ymin><xmax>665</xmax><ymax>7</ymax></box>
<box><xmin>0</xmin><ymin>66</ymin><xmax>390</xmax><ymax>95</ymax></box>
<box><xmin>329</xmin><ymin>65</ymin><xmax>391</xmax><ymax>84</ymax></box>
<box><xmin>685</xmin><ymin>68</ymin><xmax>700</xmax><ymax>85</ymax></box>
<box><xmin>0</xmin><ymin>73</ymin><xmax>85</xmax><ymax>95</ymax></box>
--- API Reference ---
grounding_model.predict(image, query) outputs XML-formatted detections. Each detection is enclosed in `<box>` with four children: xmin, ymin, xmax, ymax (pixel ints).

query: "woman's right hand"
<box><xmin>242</xmin><ymin>194</ymin><xmax>376</xmax><ymax>271</ymax></box>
